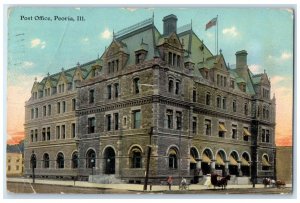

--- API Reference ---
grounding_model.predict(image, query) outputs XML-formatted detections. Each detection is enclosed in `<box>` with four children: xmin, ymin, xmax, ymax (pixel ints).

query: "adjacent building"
<box><xmin>24</xmin><ymin>14</ymin><xmax>276</xmax><ymax>184</ymax></box>
<box><xmin>7</xmin><ymin>153</ymin><xmax>23</xmax><ymax>176</ymax></box>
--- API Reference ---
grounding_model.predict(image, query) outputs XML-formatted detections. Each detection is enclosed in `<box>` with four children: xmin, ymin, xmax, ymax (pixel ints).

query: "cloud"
<box><xmin>270</xmin><ymin>76</ymin><xmax>285</xmax><ymax>85</ymax></box>
<box><xmin>280</xmin><ymin>51</ymin><xmax>292</xmax><ymax>60</ymax></box>
<box><xmin>122</xmin><ymin>8</ymin><xmax>138</xmax><ymax>12</ymax></box>
<box><xmin>81</xmin><ymin>37</ymin><xmax>89</xmax><ymax>44</ymax></box>
<box><xmin>248</xmin><ymin>64</ymin><xmax>262</xmax><ymax>74</ymax></box>
<box><xmin>30</xmin><ymin>38</ymin><xmax>46</xmax><ymax>49</ymax></box>
<box><xmin>100</xmin><ymin>28</ymin><xmax>112</xmax><ymax>39</ymax></box>
<box><xmin>205</xmin><ymin>32</ymin><xmax>214</xmax><ymax>39</ymax></box>
<box><xmin>222</xmin><ymin>26</ymin><xmax>239</xmax><ymax>37</ymax></box>
<box><xmin>22</xmin><ymin>61</ymin><xmax>34</xmax><ymax>68</ymax></box>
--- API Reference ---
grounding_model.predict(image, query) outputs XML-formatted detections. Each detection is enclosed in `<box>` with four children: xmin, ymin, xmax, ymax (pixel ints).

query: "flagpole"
<box><xmin>216</xmin><ymin>15</ymin><xmax>219</xmax><ymax>55</ymax></box>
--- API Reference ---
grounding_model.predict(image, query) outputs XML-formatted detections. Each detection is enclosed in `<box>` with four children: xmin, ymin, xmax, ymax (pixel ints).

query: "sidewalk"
<box><xmin>6</xmin><ymin>177</ymin><xmax>292</xmax><ymax>192</ymax></box>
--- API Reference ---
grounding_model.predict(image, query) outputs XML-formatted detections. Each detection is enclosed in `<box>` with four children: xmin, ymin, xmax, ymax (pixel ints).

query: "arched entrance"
<box><xmin>86</xmin><ymin>149</ymin><xmax>96</xmax><ymax>168</ymax></box>
<box><xmin>229</xmin><ymin>151</ymin><xmax>239</xmax><ymax>176</ymax></box>
<box><xmin>215</xmin><ymin>150</ymin><xmax>226</xmax><ymax>176</ymax></box>
<box><xmin>241</xmin><ymin>152</ymin><xmax>251</xmax><ymax>176</ymax></box>
<box><xmin>104</xmin><ymin>147</ymin><xmax>115</xmax><ymax>174</ymax></box>
<box><xmin>201</xmin><ymin>149</ymin><xmax>213</xmax><ymax>175</ymax></box>
<box><xmin>190</xmin><ymin>147</ymin><xmax>199</xmax><ymax>183</ymax></box>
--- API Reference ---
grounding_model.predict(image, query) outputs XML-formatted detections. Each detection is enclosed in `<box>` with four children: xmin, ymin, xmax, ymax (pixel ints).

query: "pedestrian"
<box><xmin>204</xmin><ymin>174</ymin><xmax>212</xmax><ymax>189</ymax></box>
<box><xmin>167</xmin><ymin>176</ymin><xmax>173</xmax><ymax>191</ymax></box>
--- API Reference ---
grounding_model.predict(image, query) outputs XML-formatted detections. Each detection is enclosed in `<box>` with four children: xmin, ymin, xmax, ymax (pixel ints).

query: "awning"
<box><xmin>202</xmin><ymin>154</ymin><xmax>211</xmax><ymax>164</ymax></box>
<box><xmin>241</xmin><ymin>157</ymin><xmax>250</xmax><ymax>166</ymax></box>
<box><xmin>169</xmin><ymin>149</ymin><xmax>177</xmax><ymax>155</ymax></box>
<box><xmin>243</xmin><ymin>128</ymin><xmax>251</xmax><ymax>136</ymax></box>
<box><xmin>189</xmin><ymin>155</ymin><xmax>197</xmax><ymax>164</ymax></box>
<box><xmin>262</xmin><ymin>156</ymin><xmax>271</xmax><ymax>167</ymax></box>
<box><xmin>216</xmin><ymin>154</ymin><xmax>225</xmax><ymax>166</ymax></box>
<box><xmin>219</xmin><ymin>124</ymin><xmax>227</xmax><ymax>132</ymax></box>
<box><xmin>229</xmin><ymin>156</ymin><xmax>238</xmax><ymax>166</ymax></box>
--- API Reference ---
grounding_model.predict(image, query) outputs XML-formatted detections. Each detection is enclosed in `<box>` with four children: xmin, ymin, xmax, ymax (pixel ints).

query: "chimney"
<box><xmin>235</xmin><ymin>50</ymin><xmax>248</xmax><ymax>69</ymax></box>
<box><xmin>163</xmin><ymin>14</ymin><xmax>178</xmax><ymax>36</ymax></box>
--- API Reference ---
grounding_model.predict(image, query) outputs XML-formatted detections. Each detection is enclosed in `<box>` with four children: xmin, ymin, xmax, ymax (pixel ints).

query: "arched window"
<box><xmin>43</xmin><ymin>153</ymin><xmax>50</xmax><ymax>168</ymax></box>
<box><xmin>72</xmin><ymin>151</ymin><xmax>79</xmax><ymax>169</ymax></box>
<box><xmin>206</xmin><ymin>92</ymin><xmax>211</xmax><ymax>105</ymax></box>
<box><xmin>168</xmin><ymin>148</ymin><xmax>178</xmax><ymax>169</ymax></box>
<box><xmin>262</xmin><ymin>154</ymin><xmax>271</xmax><ymax>171</ymax></box>
<box><xmin>130</xmin><ymin>147</ymin><xmax>142</xmax><ymax>168</ymax></box>
<box><xmin>86</xmin><ymin>149</ymin><xmax>96</xmax><ymax>168</ymax></box>
<box><xmin>56</xmin><ymin>152</ymin><xmax>64</xmax><ymax>168</ymax></box>
<box><xmin>133</xmin><ymin>78</ymin><xmax>140</xmax><ymax>94</ymax></box>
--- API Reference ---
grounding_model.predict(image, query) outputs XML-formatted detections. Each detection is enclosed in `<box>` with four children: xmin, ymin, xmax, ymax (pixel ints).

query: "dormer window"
<box><xmin>133</xmin><ymin>78</ymin><xmax>140</xmax><ymax>94</ymax></box>
<box><xmin>136</xmin><ymin>53</ymin><xmax>143</xmax><ymax>64</ymax></box>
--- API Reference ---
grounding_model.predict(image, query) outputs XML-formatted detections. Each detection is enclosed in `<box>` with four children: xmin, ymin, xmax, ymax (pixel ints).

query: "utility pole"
<box><xmin>143</xmin><ymin>127</ymin><xmax>153</xmax><ymax>191</ymax></box>
<box><xmin>31</xmin><ymin>150</ymin><xmax>36</xmax><ymax>183</ymax></box>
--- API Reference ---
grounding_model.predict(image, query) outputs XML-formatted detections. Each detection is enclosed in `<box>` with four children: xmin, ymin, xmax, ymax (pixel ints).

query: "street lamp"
<box><xmin>143</xmin><ymin>127</ymin><xmax>153</xmax><ymax>191</ymax></box>
<box><xmin>91</xmin><ymin>159</ymin><xmax>95</xmax><ymax>182</ymax></box>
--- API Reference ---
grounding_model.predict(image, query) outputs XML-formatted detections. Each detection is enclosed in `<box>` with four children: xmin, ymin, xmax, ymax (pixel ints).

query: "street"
<box><xmin>7</xmin><ymin>181</ymin><xmax>292</xmax><ymax>195</ymax></box>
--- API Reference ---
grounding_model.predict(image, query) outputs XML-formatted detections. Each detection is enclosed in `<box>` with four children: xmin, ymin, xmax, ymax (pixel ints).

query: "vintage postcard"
<box><xmin>5</xmin><ymin>6</ymin><xmax>294</xmax><ymax>197</ymax></box>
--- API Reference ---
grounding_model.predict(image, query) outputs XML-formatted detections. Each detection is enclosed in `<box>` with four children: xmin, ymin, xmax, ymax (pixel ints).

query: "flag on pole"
<box><xmin>205</xmin><ymin>17</ymin><xmax>217</xmax><ymax>30</ymax></box>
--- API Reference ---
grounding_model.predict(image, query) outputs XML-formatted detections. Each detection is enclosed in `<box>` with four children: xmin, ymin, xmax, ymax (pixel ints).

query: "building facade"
<box><xmin>7</xmin><ymin>153</ymin><xmax>23</xmax><ymax>176</ymax></box>
<box><xmin>24</xmin><ymin>14</ymin><xmax>276</xmax><ymax>184</ymax></box>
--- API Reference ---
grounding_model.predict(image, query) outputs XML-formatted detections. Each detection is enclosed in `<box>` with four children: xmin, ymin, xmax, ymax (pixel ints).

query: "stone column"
<box><xmin>238</xmin><ymin>161</ymin><xmax>242</xmax><ymax>176</ymax></box>
<box><xmin>225</xmin><ymin>161</ymin><xmax>229</xmax><ymax>176</ymax></box>
<box><xmin>196</xmin><ymin>158</ymin><xmax>202</xmax><ymax>176</ymax></box>
<box><xmin>211</xmin><ymin>160</ymin><xmax>215</xmax><ymax>173</ymax></box>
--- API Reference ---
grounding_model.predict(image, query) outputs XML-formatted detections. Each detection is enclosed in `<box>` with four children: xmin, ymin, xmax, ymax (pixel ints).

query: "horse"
<box><xmin>263</xmin><ymin>178</ymin><xmax>276</xmax><ymax>188</ymax></box>
<box><xmin>275</xmin><ymin>180</ymin><xmax>286</xmax><ymax>189</ymax></box>
<box><xmin>211</xmin><ymin>173</ymin><xmax>231</xmax><ymax>190</ymax></box>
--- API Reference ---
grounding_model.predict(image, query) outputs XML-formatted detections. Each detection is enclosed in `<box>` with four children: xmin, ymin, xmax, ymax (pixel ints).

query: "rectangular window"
<box><xmin>192</xmin><ymin>117</ymin><xmax>197</xmax><ymax>134</ymax></box>
<box><xmin>89</xmin><ymin>89</ymin><xmax>95</xmax><ymax>103</ymax></box>
<box><xmin>192</xmin><ymin>90</ymin><xmax>197</xmax><ymax>102</ymax></box>
<box><xmin>176</xmin><ymin>111</ymin><xmax>182</xmax><ymax>130</ymax></box>
<box><xmin>48</xmin><ymin>105</ymin><xmax>51</xmax><ymax>116</ymax></box>
<box><xmin>205</xmin><ymin>119</ymin><xmax>211</xmax><ymax>136</ymax></box>
<box><xmin>43</xmin><ymin>106</ymin><xmax>47</xmax><ymax>117</ymax></box>
<box><xmin>175</xmin><ymin>81</ymin><xmax>180</xmax><ymax>95</ymax></box>
<box><xmin>167</xmin><ymin>109</ymin><xmax>173</xmax><ymax>129</ymax></box>
<box><xmin>34</xmin><ymin>129</ymin><xmax>38</xmax><ymax>142</ymax></box>
<box><xmin>262</xmin><ymin>129</ymin><xmax>266</xmax><ymax>142</ymax></box>
<box><xmin>114</xmin><ymin>83</ymin><xmax>119</xmax><ymax>98</ymax></box>
<box><xmin>107</xmin><ymin>85</ymin><xmax>112</xmax><ymax>99</ymax></box>
<box><xmin>42</xmin><ymin>128</ymin><xmax>46</xmax><ymax>141</ymax></box>
<box><xmin>173</xmin><ymin>53</ymin><xmax>176</xmax><ymax>66</ymax></box>
<box><xmin>232</xmin><ymin>100</ymin><xmax>236</xmax><ymax>112</ymax></box>
<box><xmin>232</xmin><ymin>125</ymin><xmax>237</xmax><ymax>139</ymax></box>
<box><xmin>217</xmin><ymin>74</ymin><xmax>220</xmax><ymax>86</ymax></box>
<box><xmin>218</xmin><ymin>122</ymin><xmax>226</xmax><ymax>138</ymax></box>
<box><xmin>133</xmin><ymin>110</ymin><xmax>141</xmax><ymax>129</ymax></box>
<box><xmin>224</xmin><ymin>77</ymin><xmax>227</xmax><ymax>87</ymax></box>
<box><xmin>177</xmin><ymin>55</ymin><xmax>180</xmax><ymax>67</ymax></box>
<box><xmin>61</xmin><ymin>125</ymin><xmax>66</xmax><ymax>139</ymax></box>
<box><xmin>72</xmin><ymin>123</ymin><xmax>76</xmax><ymax>138</ymax></box>
<box><xmin>88</xmin><ymin>117</ymin><xmax>96</xmax><ymax>134</ymax></box>
<box><xmin>222</xmin><ymin>97</ymin><xmax>226</xmax><ymax>109</ymax></box>
<box><xmin>230</xmin><ymin>80</ymin><xmax>235</xmax><ymax>88</ymax></box>
<box><xmin>106</xmin><ymin>114</ymin><xmax>112</xmax><ymax>131</ymax></box>
<box><xmin>244</xmin><ymin>103</ymin><xmax>248</xmax><ymax>115</ymax></box>
<box><xmin>30</xmin><ymin>130</ymin><xmax>34</xmax><ymax>142</ymax></box>
<box><xmin>243</xmin><ymin>127</ymin><xmax>250</xmax><ymax>141</ymax></box>
<box><xmin>114</xmin><ymin>113</ymin><xmax>119</xmax><ymax>130</ymax></box>
<box><xmin>206</xmin><ymin>93</ymin><xmax>211</xmax><ymax>105</ymax></box>
<box><xmin>62</xmin><ymin>101</ymin><xmax>66</xmax><ymax>113</ymax></box>
<box><xmin>47</xmin><ymin>127</ymin><xmax>51</xmax><ymax>140</ymax></box>
<box><xmin>35</xmin><ymin>108</ymin><xmax>38</xmax><ymax>118</ymax></box>
<box><xmin>57</xmin><ymin>102</ymin><xmax>61</xmax><ymax>114</ymax></box>
<box><xmin>56</xmin><ymin>126</ymin><xmax>61</xmax><ymax>139</ymax></box>
<box><xmin>266</xmin><ymin>130</ymin><xmax>270</xmax><ymax>143</ymax></box>
<box><xmin>168</xmin><ymin>52</ymin><xmax>172</xmax><ymax>65</ymax></box>
<box><xmin>72</xmin><ymin>99</ymin><xmax>76</xmax><ymax>111</ymax></box>
<box><xmin>31</xmin><ymin>108</ymin><xmax>34</xmax><ymax>119</ymax></box>
<box><xmin>217</xmin><ymin>97</ymin><xmax>221</xmax><ymax>108</ymax></box>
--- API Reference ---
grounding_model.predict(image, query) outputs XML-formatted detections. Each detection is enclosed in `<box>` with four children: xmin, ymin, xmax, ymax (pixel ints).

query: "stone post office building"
<box><xmin>24</xmin><ymin>14</ymin><xmax>276</xmax><ymax>184</ymax></box>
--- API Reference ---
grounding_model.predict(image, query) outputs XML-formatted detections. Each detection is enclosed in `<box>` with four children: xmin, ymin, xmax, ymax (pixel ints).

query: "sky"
<box><xmin>6</xmin><ymin>7</ymin><xmax>294</xmax><ymax>146</ymax></box>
